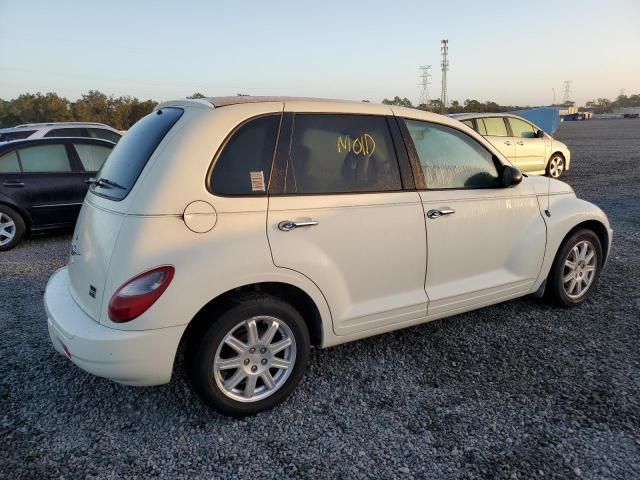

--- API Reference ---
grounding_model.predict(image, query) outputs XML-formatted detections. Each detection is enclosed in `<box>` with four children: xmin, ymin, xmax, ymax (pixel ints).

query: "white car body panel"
<box><xmin>44</xmin><ymin>98</ymin><xmax>611</xmax><ymax>387</ymax></box>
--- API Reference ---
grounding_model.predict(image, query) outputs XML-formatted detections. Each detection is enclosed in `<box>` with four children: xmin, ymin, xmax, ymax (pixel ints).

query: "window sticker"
<box><xmin>337</xmin><ymin>133</ymin><xmax>376</xmax><ymax>158</ymax></box>
<box><xmin>250</xmin><ymin>170</ymin><xmax>266</xmax><ymax>192</ymax></box>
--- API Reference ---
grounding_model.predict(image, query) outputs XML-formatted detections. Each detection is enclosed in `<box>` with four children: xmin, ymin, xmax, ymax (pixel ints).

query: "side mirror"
<box><xmin>502</xmin><ymin>165</ymin><xmax>523</xmax><ymax>187</ymax></box>
<box><xmin>536</xmin><ymin>130</ymin><xmax>545</xmax><ymax>138</ymax></box>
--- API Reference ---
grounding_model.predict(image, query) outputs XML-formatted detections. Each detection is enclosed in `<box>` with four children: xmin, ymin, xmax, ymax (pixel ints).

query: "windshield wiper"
<box><xmin>86</xmin><ymin>177</ymin><xmax>126</xmax><ymax>190</ymax></box>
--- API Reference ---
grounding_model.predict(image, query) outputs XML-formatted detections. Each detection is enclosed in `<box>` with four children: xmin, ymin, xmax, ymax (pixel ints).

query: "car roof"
<box><xmin>157</xmin><ymin>96</ymin><xmax>466</xmax><ymax>127</ymax></box>
<box><xmin>449</xmin><ymin>112</ymin><xmax>528</xmax><ymax>121</ymax></box>
<box><xmin>0</xmin><ymin>137</ymin><xmax>116</xmax><ymax>150</ymax></box>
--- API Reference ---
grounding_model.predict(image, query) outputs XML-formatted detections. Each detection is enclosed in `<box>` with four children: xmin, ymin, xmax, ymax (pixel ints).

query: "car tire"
<box><xmin>0</xmin><ymin>205</ymin><xmax>26</xmax><ymax>252</ymax></box>
<box><xmin>546</xmin><ymin>153</ymin><xmax>565</xmax><ymax>178</ymax></box>
<box><xmin>544</xmin><ymin>228</ymin><xmax>603</xmax><ymax>307</ymax></box>
<box><xmin>189</xmin><ymin>294</ymin><xmax>310</xmax><ymax>417</ymax></box>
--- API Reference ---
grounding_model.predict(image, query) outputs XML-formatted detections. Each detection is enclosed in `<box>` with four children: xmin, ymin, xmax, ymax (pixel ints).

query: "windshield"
<box><xmin>90</xmin><ymin>107</ymin><xmax>183</xmax><ymax>200</ymax></box>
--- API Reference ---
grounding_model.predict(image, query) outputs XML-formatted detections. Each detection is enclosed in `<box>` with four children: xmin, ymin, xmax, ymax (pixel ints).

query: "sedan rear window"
<box><xmin>91</xmin><ymin>107</ymin><xmax>183</xmax><ymax>200</ymax></box>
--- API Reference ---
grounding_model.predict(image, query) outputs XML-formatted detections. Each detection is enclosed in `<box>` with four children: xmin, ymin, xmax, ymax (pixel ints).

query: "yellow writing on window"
<box><xmin>337</xmin><ymin>133</ymin><xmax>376</xmax><ymax>158</ymax></box>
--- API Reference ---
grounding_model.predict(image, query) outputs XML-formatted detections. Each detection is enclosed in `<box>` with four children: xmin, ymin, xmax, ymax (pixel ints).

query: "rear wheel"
<box><xmin>546</xmin><ymin>153</ymin><xmax>565</xmax><ymax>178</ymax></box>
<box><xmin>0</xmin><ymin>205</ymin><xmax>26</xmax><ymax>252</ymax></box>
<box><xmin>545</xmin><ymin>229</ymin><xmax>603</xmax><ymax>307</ymax></box>
<box><xmin>189</xmin><ymin>294</ymin><xmax>310</xmax><ymax>416</ymax></box>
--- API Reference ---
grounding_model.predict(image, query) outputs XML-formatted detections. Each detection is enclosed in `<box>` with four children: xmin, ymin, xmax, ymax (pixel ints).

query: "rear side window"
<box><xmin>0</xmin><ymin>151</ymin><xmax>21</xmax><ymax>173</ymax></box>
<box><xmin>405</xmin><ymin>119</ymin><xmax>500</xmax><ymax>189</ymax></box>
<box><xmin>483</xmin><ymin>117</ymin><xmax>509</xmax><ymax>137</ymax></box>
<box><xmin>284</xmin><ymin>114</ymin><xmax>402</xmax><ymax>194</ymax></box>
<box><xmin>0</xmin><ymin>130</ymin><xmax>36</xmax><ymax>141</ymax></box>
<box><xmin>209</xmin><ymin>115</ymin><xmax>280</xmax><ymax>195</ymax></box>
<box><xmin>475</xmin><ymin>118</ymin><xmax>488</xmax><ymax>135</ymax></box>
<box><xmin>73</xmin><ymin>143</ymin><xmax>113</xmax><ymax>172</ymax></box>
<box><xmin>44</xmin><ymin>128</ymin><xmax>89</xmax><ymax>138</ymax></box>
<box><xmin>91</xmin><ymin>107</ymin><xmax>183</xmax><ymax>200</ymax></box>
<box><xmin>461</xmin><ymin>120</ymin><xmax>474</xmax><ymax>129</ymax></box>
<box><xmin>19</xmin><ymin>144</ymin><xmax>71</xmax><ymax>173</ymax></box>
<box><xmin>87</xmin><ymin>128</ymin><xmax>122</xmax><ymax>143</ymax></box>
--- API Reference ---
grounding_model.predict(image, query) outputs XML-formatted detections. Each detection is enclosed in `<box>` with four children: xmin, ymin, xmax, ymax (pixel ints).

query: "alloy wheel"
<box><xmin>213</xmin><ymin>316</ymin><xmax>296</xmax><ymax>402</ymax></box>
<box><xmin>562</xmin><ymin>240</ymin><xmax>597</xmax><ymax>299</ymax></box>
<box><xmin>0</xmin><ymin>212</ymin><xmax>16</xmax><ymax>246</ymax></box>
<box><xmin>549</xmin><ymin>156</ymin><xmax>565</xmax><ymax>178</ymax></box>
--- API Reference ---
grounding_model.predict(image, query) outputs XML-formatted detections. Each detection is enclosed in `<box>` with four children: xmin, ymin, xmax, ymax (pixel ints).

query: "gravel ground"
<box><xmin>1</xmin><ymin>119</ymin><xmax>639</xmax><ymax>479</ymax></box>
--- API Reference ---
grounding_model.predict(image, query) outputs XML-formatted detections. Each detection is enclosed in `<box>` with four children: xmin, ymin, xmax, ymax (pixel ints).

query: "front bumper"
<box><xmin>44</xmin><ymin>267</ymin><xmax>185</xmax><ymax>386</ymax></box>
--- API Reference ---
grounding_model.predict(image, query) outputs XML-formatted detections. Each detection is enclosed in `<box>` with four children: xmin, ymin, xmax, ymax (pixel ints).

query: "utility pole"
<box><xmin>441</xmin><ymin>40</ymin><xmax>449</xmax><ymax>108</ymax></box>
<box><xmin>562</xmin><ymin>80</ymin><xmax>573</xmax><ymax>104</ymax></box>
<box><xmin>418</xmin><ymin>65</ymin><xmax>432</xmax><ymax>107</ymax></box>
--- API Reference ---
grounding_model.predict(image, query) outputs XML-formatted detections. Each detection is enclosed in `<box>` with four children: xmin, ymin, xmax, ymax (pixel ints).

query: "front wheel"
<box><xmin>189</xmin><ymin>294</ymin><xmax>310</xmax><ymax>416</ymax></box>
<box><xmin>546</xmin><ymin>153</ymin><xmax>565</xmax><ymax>178</ymax></box>
<box><xmin>545</xmin><ymin>229</ymin><xmax>603</xmax><ymax>307</ymax></box>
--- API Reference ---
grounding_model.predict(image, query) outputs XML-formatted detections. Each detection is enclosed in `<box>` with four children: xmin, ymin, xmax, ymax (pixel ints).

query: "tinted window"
<box><xmin>405</xmin><ymin>119</ymin><xmax>500</xmax><ymax>189</ymax></box>
<box><xmin>483</xmin><ymin>117</ymin><xmax>509</xmax><ymax>137</ymax></box>
<box><xmin>91</xmin><ymin>107</ymin><xmax>183</xmax><ymax>200</ymax></box>
<box><xmin>210</xmin><ymin>115</ymin><xmax>279</xmax><ymax>195</ymax></box>
<box><xmin>509</xmin><ymin>118</ymin><xmax>537</xmax><ymax>138</ymax></box>
<box><xmin>462</xmin><ymin>120</ymin><xmax>474</xmax><ymax>129</ymax></box>
<box><xmin>19</xmin><ymin>144</ymin><xmax>71</xmax><ymax>173</ymax></box>
<box><xmin>88</xmin><ymin>128</ymin><xmax>121</xmax><ymax>143</ymax></box>
<box><xmin>73</xmin><ymin>143</ymin><xmax>112</xmax><ymax>172</ymax></box>
<box><xmin>0</xmin><ymin>130</ymin><xmax>36</xmax><ymax>141</ymax></box>
<box><xmin>284</xmin><ymin>114</ymin><xmax>401</xmax><ymax>194</ymax></box>
<box><xmin>0</xmin><ymin>151</ymin><xmax>21</xmax><ymax>173</ymax></box>
<box><xmin>44</xmin><ymin>128</ymin><xmax>89</xmax><ymax>138</ymax></box>
<box><xmin>475</xmin><ymin>118</ymin><xmax>488</xmax><ymax>135</ymax></box>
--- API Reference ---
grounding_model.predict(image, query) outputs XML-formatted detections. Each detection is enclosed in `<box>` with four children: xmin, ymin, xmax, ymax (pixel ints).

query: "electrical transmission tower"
<box><xmin>562</xmin><ymin>80</ymin><xmax>573</xmax><ymax>104</ymax></box>
<box><xmin>418</xmin><ymin>65</ymin><xmax>432</xmax><ymax>106</ymax></box>
<box><xmin>441</xmin><ymin>39</ymin><xmax>449</xmax><ymax>108</ymax></box>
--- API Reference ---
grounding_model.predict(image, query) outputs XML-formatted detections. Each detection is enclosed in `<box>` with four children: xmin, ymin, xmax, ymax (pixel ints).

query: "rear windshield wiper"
<box><xmin>86</xmin><ymin>177</ymin><xmax>126</xmax><ymax>190</ymax></box>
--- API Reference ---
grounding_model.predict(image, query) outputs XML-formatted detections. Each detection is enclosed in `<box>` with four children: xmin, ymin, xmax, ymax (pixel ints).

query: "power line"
<box><xmin>562</xmin><ymin>80</ymin><xmax>573</xmax><ymax>104</ymax></box>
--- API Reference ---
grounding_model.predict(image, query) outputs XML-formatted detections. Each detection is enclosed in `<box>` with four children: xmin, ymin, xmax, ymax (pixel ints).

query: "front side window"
<box><xmin>284</xmin><ymin>114</ymin><xmax>402</xmax><ymax>194</ymax></box>
<box><xmin>91</xmin><ymin>107</ymin><xmax>183</xmax><ymax>200</ymax></box>
<box><xmin>508</xmin><ymin>118</ymin><xmax>537</xmax><ymax>138</ymax></box>
<box><xmin>73</xmin><ymin>143</ymin><xmax>113</xmax><ymax>172</ymax></box>
<box><xmin>44</xmin><ymin>128</ymin><xmax>89</xmax><ymax>138</ymax></box>
<box><xmin>18</xmin><ymin>144</ymin><xmax>71</xmax><ymax>173</ymax></box>
<box><xmin>0</xmin><ymin>151</ymin><xmax>21</xmax><ymax>173</ymax></box>
<box><xmin>405</xmin><ymin>119</ymin><xmax>501</xmax><ymax>189</ymax></box>
<box><xmin>209</xmin><ymin>115</ymin><xmax>280</xmax><ymax>195</ymax></box>
<box><xmin>483</xmin><ymin>117</ymin><xmax>509</xmax><ymax>137</ymax></box>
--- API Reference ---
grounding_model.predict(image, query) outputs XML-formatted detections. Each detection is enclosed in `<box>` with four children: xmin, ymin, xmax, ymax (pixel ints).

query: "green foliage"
<box><xmin>382</xmin><ymin>96</ymin><xmax>413</xmax><ymax>108</ymax></box>
<box><xmin>584</xmin><ymin>94</ymin><xmax>640</xmax><ymax>113</ymax></box>
<box><xmin>187</xmin><ymin>92</ymin><xmax>207</xmax><ymax>99</ymax></box>
<box><xmin>0</xmin><ymin>91</ymin><xmax>158</xmax><ymax>129</ymax></box>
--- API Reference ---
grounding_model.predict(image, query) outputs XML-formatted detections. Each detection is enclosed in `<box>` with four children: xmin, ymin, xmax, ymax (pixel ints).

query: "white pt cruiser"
<box><xmin>44</xmin><ymin>97</ymin><xmax>612</xmax><ymax>416</ymax></box>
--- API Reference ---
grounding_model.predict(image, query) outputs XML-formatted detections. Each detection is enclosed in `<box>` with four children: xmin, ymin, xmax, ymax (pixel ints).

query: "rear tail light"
<box><xmin>108</xmin><ymin>266</ymin><xmax>175</xmax><ymax>323</ymax></box>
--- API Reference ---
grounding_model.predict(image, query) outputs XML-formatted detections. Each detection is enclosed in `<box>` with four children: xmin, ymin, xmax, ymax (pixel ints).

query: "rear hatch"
<box><xmin>67</xmin><ymin>107</ymin><xmax>184</xmax><ymax>321</ymax></box>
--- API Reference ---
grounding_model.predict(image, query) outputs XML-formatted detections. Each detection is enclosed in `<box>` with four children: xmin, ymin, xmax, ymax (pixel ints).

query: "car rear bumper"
<box><xmin>44</xmin><ymin>267</ymin><xmax>185</xmax><ymax>386</ymax></box>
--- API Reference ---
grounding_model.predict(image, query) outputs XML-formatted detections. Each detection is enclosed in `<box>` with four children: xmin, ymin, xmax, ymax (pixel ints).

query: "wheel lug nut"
<box><xmin>249</xmin><ymin>347</ymin><xmax>256</xmax><ymax>354</ymax></box>
<box><xmin>260</xmin><ymin>348</ymin><xmax>267</xmax><ymax>354</ymax></box>
<box><xmin>261</xmin><ymin>359</ymin><xmax>267</xmax><ymax>365</ymax></box>
<box><xmin>243</xmin><ymin>358</ymin><xmax>250</xmax><ymax>365</ymax></box>
<box><xmin>251</xmin><ymin>365</ymin><xmax>257</xmax><ymax>373</ymax></box>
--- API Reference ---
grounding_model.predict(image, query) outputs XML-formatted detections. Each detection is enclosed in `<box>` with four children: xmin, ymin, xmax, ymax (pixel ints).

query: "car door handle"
<box><xmin>2</xmin><ymin>181</ymin><xmax>24</xmax><ymax>188</ymax></box>
<box><xmin>426</xmin><ymin>208</ymin><xmax>455</xmax><ymax>219</ymax></box>
<box><xmin>517</xmin><ymin>141</ymin><xmax>524</xmax><ymax>146</ymax></box>
<box><xmin>278</xmin><ymin>220</ymin><xmax>319</xmax><ymax>231</ymax></box>
<box><xmin>504</xmin><ymin>141</ymin><xmax>512</xmax><ymax>146</ymax></box>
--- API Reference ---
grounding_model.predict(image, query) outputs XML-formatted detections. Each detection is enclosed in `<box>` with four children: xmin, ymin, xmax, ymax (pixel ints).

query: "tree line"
<box><xmin>382</xmin><ymin>93</ymin><xmax>640</xmax><ymax>114</ymax></box>
<box><xmin>0</xmin><ymin>91</ymin><xmax>207</xmax><ymax>130</ymax></box>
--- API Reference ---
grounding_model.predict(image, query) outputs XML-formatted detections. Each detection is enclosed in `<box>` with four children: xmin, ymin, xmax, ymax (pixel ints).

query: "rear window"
<box><xmin>44</xmin><ymin>128</ymin><xmax>89</xmax><ymax>138</ymax></box>
<box><xmin>90</xmin><ymin>107</ymin><xmax>183</xmax><ymax>200</ymax></box>
<box><xmin>0</xmin><ymin>130</ymin><xmax>36</xmax><ymax>141</ymax></box>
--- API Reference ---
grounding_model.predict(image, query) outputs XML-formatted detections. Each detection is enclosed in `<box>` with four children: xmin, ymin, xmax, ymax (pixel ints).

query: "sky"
<box><xmin>1</xmin><ymin>0</ymin><xmax>639</xmax><ymax>107</ymax></box>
